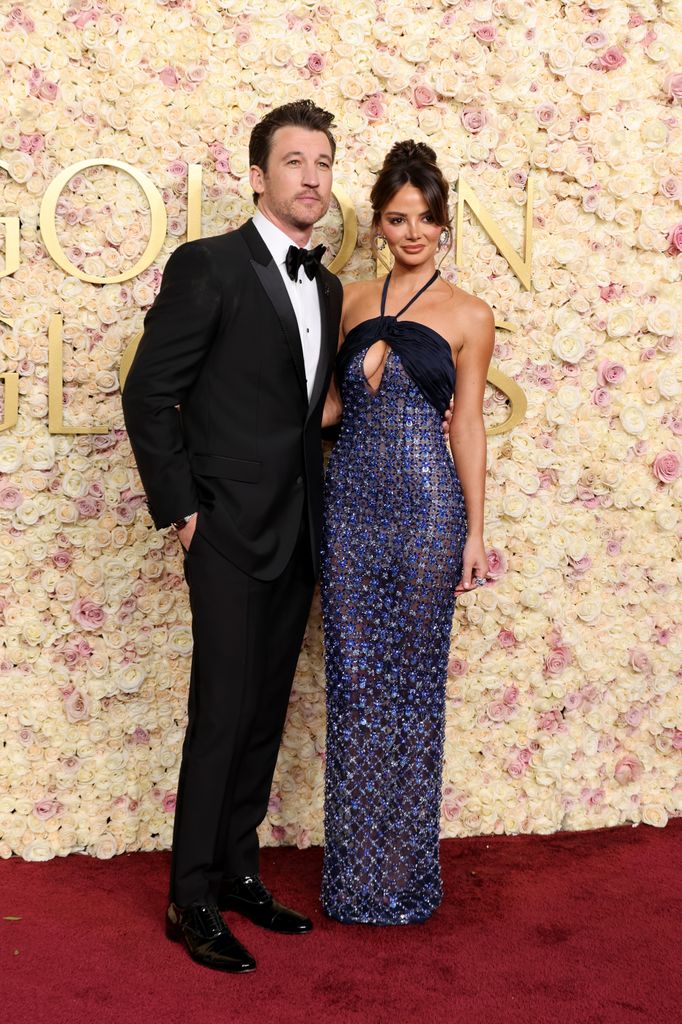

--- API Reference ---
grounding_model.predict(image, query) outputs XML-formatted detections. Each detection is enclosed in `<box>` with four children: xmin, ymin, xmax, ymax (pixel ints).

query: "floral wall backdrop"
<box><xmin>0</xmin><ymin>0</ymin><xmax>681</xmax><ymax>860</ymax></box>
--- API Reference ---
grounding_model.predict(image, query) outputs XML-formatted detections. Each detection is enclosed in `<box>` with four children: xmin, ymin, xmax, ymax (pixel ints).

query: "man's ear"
<box><xmin>249</xmin><ymin>165</ymin><xmax>265</xmax><ymax>199</ymax></box>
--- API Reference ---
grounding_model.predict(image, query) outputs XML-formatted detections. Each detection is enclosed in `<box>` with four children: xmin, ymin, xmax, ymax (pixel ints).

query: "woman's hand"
<box><xmin>455</xmin><ymin>535</ymin><xmax>488</xmax><ymax>594</ymax></box>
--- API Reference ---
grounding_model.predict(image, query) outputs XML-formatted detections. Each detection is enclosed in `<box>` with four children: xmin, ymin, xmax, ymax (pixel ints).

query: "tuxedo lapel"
<box><xmin>240</xmin><ymin>221</ymin><xmax>307</xmax><ymax>398</ymax></box>
<box><xmin>306</xmin><ymin>270</ymin><xmax>334</xmax><ymax>421</ymax></box>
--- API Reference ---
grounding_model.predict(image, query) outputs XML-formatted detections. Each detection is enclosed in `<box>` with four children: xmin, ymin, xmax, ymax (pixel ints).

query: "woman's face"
<box><xmin>377</xmin><ymin>183</ymin><xmax>442</xmax><ymax>268</ymax></box>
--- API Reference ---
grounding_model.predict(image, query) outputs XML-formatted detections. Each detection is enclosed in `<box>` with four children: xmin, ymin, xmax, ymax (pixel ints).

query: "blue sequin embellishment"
<box><xmin>320</xmin><ymin>273</ymin><xmax>468</xmax><ymax>925</ymax></box>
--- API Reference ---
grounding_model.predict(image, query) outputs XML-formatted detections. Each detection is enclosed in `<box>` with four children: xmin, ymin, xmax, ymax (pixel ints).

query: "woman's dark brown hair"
<box><xmin>249</xmin><ymin>100</ymin><xmax>337</xmax><ymax>204</ymax></box>
<box><xmin>370</xmin><ymin>140</ymin><xmax>451</xmax><ymax>233</ymax></box>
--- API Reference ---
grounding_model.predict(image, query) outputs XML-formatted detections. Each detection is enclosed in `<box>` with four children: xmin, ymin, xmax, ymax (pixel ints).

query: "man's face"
<box><xmin>250</xmin><ymin>126</ymin><xmax>334</xmax><ymax>233</ymax></box>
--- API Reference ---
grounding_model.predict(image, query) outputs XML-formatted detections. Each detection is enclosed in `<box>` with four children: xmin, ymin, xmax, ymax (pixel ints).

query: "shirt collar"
<box><xmin>252</xmin><ymin>210</ymin><xmax>312</xmax><ymax>267</ymax></box>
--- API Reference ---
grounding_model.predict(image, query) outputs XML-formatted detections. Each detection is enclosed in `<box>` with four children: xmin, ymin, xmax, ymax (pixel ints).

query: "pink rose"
<box><xmin>606</xmin><ymin>539</ymin><xmax>621</xmax><ymax>556</ymax></box>
<box><xmin>235</xmin><ymin>27</ymin><xmax>251</xmax><ymax>45</ymax></box>
<box><xmin>667</xmin><ymin>222</ymin><xmax>682</xmax><ymax>253</ymax></box>
<box><xmin>19</xmin><ymin>133</ymin><xmax>44</xmax><ymax>154</ymax></box>
<box><xmin>534</xmin><ymin>103</ymin><xmax>556</xmax><ymax>126</ymax></box>
<box><xmin>538</xmin><ymin>710</ymin><xmax>563</xmax><ymax>732</ymax></box>
<box><xmin>39</xmin><ymin>80</ymin><xmax>58</xmax><ymax>101</ymax></box>
<box><xmin>629</xmin><ymin>648</ymin><xmax>652</xmax><ymax>674</ymax></box>
<box><xmin>33</xmin><ymin>799</ymin><xmax>62</xmax><ymax>820</ymax></box>
<box><xmin>473</xmin><ymin>23</ymin><xmax>496</xmax><ymax>44</ymax></box>
<box><xmin>162</xmin><ymin>793</ymin><xmax>177</xmax><ymax>814</ymax></box>
<box><xmin>614</xmin><ymin>755</ymin><xmax>643</xmax><ymax>785</ymax></box>
<box><xmin>652</xmin><ymin>450</ymin><xmax>682</xmax><ymax>482</ymax></box>
<box><xmin>625</xmin><ymin>707</ymin><xmax>644</xmax><ymax>727</ymax></box>
<box><xmin>664</xmin><ymin>72</ymin><xmax>682</xmax><ymax>103</ymax></box>
<box><xmin>71</xmin><ymin>598</ymin><xmax>107</xmax><ymax>631</ymax></box>
<box><xmin>564</xmin><ymin>692</ymin><xmax>582</xmax><ymax>711</ymax></box>
<box><xmin>508</xmin><ymin>169</ymin><xmax>527</xmax><ymax>188</ymax></box>
<box><xmin>159</xmin><ymin>66</ymin><xmax>179</xmax><ymax>88</ymax></box>
<box><xmin>628</xmin><ymin>13</ymin><xmax>644</xmax><ymax>27</ymax></box>
<box><xmin>0</xmin><ymin>486</ymin><xmax>23</xmax><ymax>509</ymax></box>
<box><xmin>413</xmin><ymin>85</ymin><xmax>436</xmax><ymax>108</ymax></box>
<box><xmin>584</xmin><ymin>31</ymin><xmax>607</xmax><ymax>49</ymax></box>
<box><xmin>590</xmin><ymin>387</ymin><xmax>611</xmax><ymax>408</ymax></box>
<box><xmin>461</xmin><ymin>109</ymin><xmax>487</xmax><ymax>134</ymax></box>
<box><xmin>569</xmin><ymin>554</ymin><xmax>592</xmax><ymax>574</ymax></box>
<box><xmin>660</xmin><ymin>177</ymin><xmax>682</xmax><ymax>200</ymax></box>
<box><xmin>506</xmin><ymin>758</ymin><xmax>527</xmax><ymax>778</ymax></box>
<box><xmin>498</xmin><ymin>629</ymin><xmax>516</xmax><ymax>648</ymax></box>
<box><xmin>307</xmin><ymin>52</ymin><xmax>325</xmax><ymax>74</ymax></box>
<box><xmin>76</xmin><ymin>497</ymin><xmax>103</xmax><ymax>519</ymax></box>
<box><xmin>186</xmin><ymin>64</ymin><xmax>206</xmax><ymax>84</ymax></box>
<box><xmin>544</xmin><ymin>646</ymin><xmax>572</xmax><ymax>675</ymax></box>
<box><xmin>583</xmin><ymin>191</ymin><xmax>600</xmax><ymax>213</ymax></box>
<box><xmin>71</xmin><ymin>9</ymin><xmax>99</xmax><ymax>29</ymax></box>
<box><xmin>168</xmin><ymin>160</ymin><xmax>187</xmax><ymax>178</ymax></box>
<box><xmin>486</xmin><ymin>547</ymin><xmax>507</xmax><ymax>579</ymax></box>
<box><xmin>63</xmin><ymin>689</ymin><xmax>91</xmax><ymax>723</ymax></box>
<box><xmin>486</xmin><ymin>700</ymin><xmax>508</xmax><ymax>723</ymax></box>
<box><xmin>447</xmin><ymin>657</ymin><xmax>468</xmax><ymax>677</ymax></box>
<box><xmin>599</xmin><ymin>48</ymin><xmax>626</xmax><ymax>71</ymax></box>
<box><xmin>597</xmin><ymin>359</ymin><xmax>626</xmax><ymax>386</ymax></box>
<box><xmin>655</xmin><ymin>626</ymin><xmax>673</xmax><ymax>646</ymax></box>
<box><xmin>362</xmin><ymin>96</ymin><xmax>384</xmax><ymax>121</ymax></box>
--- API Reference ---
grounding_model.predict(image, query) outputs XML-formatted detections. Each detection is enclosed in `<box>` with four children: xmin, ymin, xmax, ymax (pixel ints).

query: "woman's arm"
<box><xmin>322</xmin><ymin>365</ymin><xmax>343</xmax><ymax>427</ymax></box>
<box><xmin>322</xmin><ymin>282</ymin><xmax>361</xmax><ymax>428</ymax></box>
<box><xmin>449</xmin><ymin>299</ymin><xmax>495</xmax><ymax>592</ymax></box>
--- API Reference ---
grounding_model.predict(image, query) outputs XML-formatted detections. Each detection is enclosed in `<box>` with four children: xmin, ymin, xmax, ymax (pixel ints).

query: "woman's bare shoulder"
<box><xmin>342</xmin><ymin>278</ymin><xmax>383</xmax><ymax>323</ymax></box>
<box><xmin>343</xmin><ymin>278</ymin><xmax>382</xmax><ymax>301</ymax></box>
<box><xmin>446</xmin><ymin>284</ymin><xmax>494</xmax><ymax>329</ymax></box>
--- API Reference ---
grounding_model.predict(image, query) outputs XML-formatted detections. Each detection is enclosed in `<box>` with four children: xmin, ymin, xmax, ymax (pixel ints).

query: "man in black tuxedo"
<box><xmin>122</xmin><ymin>101</ymin><xmax>342</xmax><ymax>973</ymax></box>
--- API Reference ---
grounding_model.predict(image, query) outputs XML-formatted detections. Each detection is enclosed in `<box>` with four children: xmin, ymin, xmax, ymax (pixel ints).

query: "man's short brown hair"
<box><xmin>249</xmin><ymin>100</ymin><xmax>337</xmax><ymax>204</ymax></box>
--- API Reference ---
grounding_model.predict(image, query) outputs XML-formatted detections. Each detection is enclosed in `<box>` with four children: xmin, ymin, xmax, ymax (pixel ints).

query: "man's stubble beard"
<box><xmin>268</xmin><ymin>194</ymin><xmax>330</xmax><ymax>233</ymax></box>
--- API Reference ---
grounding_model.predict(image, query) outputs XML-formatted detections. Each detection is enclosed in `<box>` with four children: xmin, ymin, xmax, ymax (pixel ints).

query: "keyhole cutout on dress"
<box><xmin>363</xmin><ymin>340</ymin><xmax>390</xmax><ymax>395</ymax></box>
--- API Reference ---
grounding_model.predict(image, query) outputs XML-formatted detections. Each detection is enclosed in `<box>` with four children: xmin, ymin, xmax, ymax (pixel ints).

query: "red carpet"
<box><xmin>2</xmin><ymin>820</ymin><xmax>681</xmax><ymax>1024</ymax></box>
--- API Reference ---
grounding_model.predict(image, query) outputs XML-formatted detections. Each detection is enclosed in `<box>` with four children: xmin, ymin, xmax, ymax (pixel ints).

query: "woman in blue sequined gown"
<box><xmin>320</xmin><ymin>142</ymin><xmax>494</xmax><ymax>924</ymax></box>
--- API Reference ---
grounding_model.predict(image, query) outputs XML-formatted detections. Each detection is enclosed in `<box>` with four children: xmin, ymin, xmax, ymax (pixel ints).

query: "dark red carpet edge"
<box><xmin>2</xmin><ymin>820</ymin><xmax>681</xmax><ymax>1024</ymax></box>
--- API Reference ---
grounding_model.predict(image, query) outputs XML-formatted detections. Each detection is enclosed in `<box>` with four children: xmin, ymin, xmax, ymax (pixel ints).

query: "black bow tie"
<box><xmin>285</xmin><ymin>243</ymin><xmax>326</xmax><ymax>282</ymax></box>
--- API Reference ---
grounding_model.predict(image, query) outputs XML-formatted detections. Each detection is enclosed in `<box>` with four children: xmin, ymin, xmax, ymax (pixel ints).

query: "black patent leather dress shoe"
<box><xmin>218</xmin><ymin>875</ymin><xmax>313</xmax><ymax>934</ymax></box>
<box><xmin>166</xmin><ymin>901</ymin><xmax>256</xmax><ymax>972</ymax></box>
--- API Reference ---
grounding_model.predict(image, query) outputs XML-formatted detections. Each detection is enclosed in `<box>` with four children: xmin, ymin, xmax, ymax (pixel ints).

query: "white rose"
<box><xmin>619</xmin><ymin>406</ymin><xmax>647</xmax><ymax>435</ymax></box>
<box><xmin>501</xmin><ymin>493</ymin><xmax>528</xmax><ymax>519</ymax></box>
<box><xmin>657</xmin><ymin>370</ymin><xmax>680</xmax><ymax>399</ymax></box>
<box><xmin>117</xmin><ymin>665</ymin><xmax>146</xmax><ymax>694</ymax></box>
<box><xmin>641</xmin><ymin>805</ymin><xmax>668</xmax><ymax>828</ymax></box>
<box><xmin>606</xmin><ymin>308</ymin><xmax>635</xmax><ymax>338</ymax></box>
<box><xmin>552</xmin><ymin>328</ymin><xmax>586</xmax><ymax>364</ymax></box>
<box><xmin>0</xmin><ymin>438</ymin><xmax>23</xmax><ymax>473</ymax></box>
<box><xmin>647</xmin><ymin>305</ymin><xmax>677</xmax><ymax>336</ymax></box>
<box><xmin>655</xmin><ymin>508</ymin><xmax>677</xmax><ymax>531</ymax></box>
<box><xmin>575</xmin><ymin>598</ymin><xmax>601</xmax><ymax>623</ymax></box>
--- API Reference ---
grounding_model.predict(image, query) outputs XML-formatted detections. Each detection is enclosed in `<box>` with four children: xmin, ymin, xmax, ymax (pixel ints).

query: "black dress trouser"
<box><xmin>169</xmin><ymin>516</ymin><xmax>315</xmax><ymax>906</ymax></box>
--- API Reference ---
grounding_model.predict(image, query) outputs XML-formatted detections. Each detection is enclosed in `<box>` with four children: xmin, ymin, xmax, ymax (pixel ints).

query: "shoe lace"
<box><xmin>243</xmin><ymin>875</ymin><xmax>272</xmax><ymax>903</ymax></box>
<box><xmin>193</xmin><ymin>902</ymin><xmax>225</xmax><ymax>938</ymax></box>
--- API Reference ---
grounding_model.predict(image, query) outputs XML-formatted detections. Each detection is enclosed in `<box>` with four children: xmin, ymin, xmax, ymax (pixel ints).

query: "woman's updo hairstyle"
<box><xmin>370</xmin><ymin>140</ymin><xmax>451</xmax><ymax>234</ymax></box>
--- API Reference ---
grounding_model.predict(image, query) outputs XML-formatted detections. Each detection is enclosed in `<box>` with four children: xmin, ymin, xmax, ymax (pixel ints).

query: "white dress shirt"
<box><xmin>252</xmin><ymin>210</ymin><xmax>322</xmax><ymax>402</ymax></box>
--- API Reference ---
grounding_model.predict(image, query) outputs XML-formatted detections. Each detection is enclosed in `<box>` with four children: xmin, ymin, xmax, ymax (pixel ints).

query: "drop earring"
<box><xmin>438</xmin><ymin>228</ymin><xmax>451</xmax><ymax>249</ymax></box>
<box><xmin>375</xmin><ymin>234</ymin><xmax>387</xmax><ymax>250</ymax></box>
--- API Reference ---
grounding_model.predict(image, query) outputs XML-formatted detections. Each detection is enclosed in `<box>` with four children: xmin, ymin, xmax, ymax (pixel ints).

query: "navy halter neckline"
<box><xmin>380</xmin><ymin>269</ymin><xmax>440</xmax><ymax>319</ymax></box>
<box><xmin>336</xmin><ymin>271</ymin><xmax>456</xmax><ymax>415</ymax></box>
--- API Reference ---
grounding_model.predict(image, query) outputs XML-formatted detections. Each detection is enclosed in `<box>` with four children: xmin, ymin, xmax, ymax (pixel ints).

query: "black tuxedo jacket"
<box><xmin>122</xmin><ymin>220</ymin><xmax>343</xmax><ymax>581</ymax></box>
